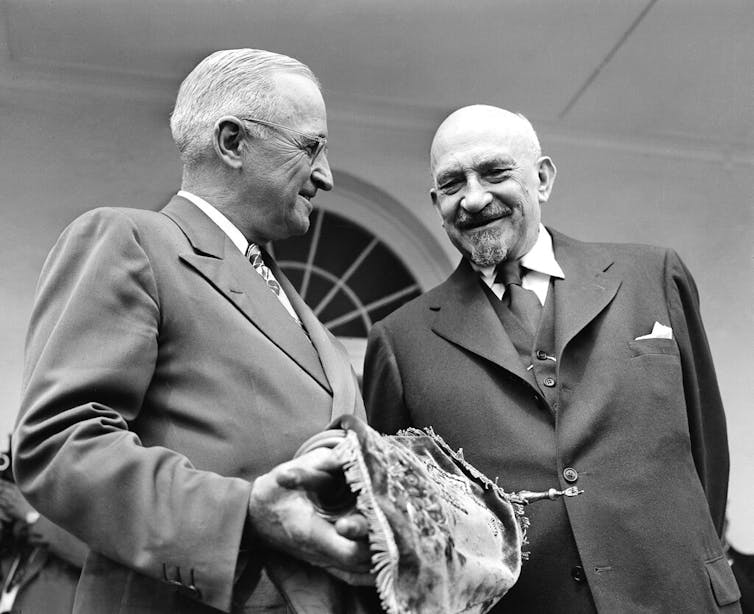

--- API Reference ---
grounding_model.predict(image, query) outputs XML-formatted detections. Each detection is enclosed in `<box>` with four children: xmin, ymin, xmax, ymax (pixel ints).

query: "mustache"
<box><xmin>455</xmin><ymin>203</ymin><xmax>511</xmax><ymax>229</ymax></box>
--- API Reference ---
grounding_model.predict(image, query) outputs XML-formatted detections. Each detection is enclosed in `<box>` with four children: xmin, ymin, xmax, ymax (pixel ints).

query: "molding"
<box><xmin>0</xmin><ymin>58</ymin><xmax>178</xmax><ymax>104</ymax></box>
<box><xmin>325</xmin><ymin>90</ymin><xmax>754</xmax><ymax>168</ymax></box>
<box><xmin>2</xmin><ymin>56</ymin><xmax>752</xmax><ymax>169</ymax></box>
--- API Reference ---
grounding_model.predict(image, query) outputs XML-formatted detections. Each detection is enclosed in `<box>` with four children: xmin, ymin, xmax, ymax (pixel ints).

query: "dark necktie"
<box><xmin>495</xmin><ymin>261</ymin><xmax>542</xmax><ymax>336</ymax></box>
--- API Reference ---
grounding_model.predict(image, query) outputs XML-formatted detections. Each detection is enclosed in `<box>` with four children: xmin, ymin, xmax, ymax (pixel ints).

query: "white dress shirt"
<box><xmin>177</xmin><ymin>190</ymin><xmax>301</xmax><ymax>323</ymax></box>
<box><xmin>474</xmin><ymin>224</ymin><xmax>565</xmax><ymax>305</ymax></box>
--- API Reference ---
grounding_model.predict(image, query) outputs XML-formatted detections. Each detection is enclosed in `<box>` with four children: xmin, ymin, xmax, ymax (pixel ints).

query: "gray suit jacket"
<box><xmin>364</xmin><ymin>229</ymin><xmax>741</xmax><ymax>613</ymax></box>
<box><xmin>14</xmin><ymin>195</ymin><xmax>365</xmax><ymax>613</ymax></box>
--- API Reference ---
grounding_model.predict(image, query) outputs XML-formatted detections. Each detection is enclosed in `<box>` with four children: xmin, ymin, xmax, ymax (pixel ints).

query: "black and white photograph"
<box><xmin>0</xmin><ymin>1</ymin><xmax>751</xmax><ymax>612</ymax></box>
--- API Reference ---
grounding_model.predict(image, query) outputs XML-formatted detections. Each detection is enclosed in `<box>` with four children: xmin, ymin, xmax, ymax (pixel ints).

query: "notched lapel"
<box><xmin>180</xmin><ymin>250</ymin><xmax>331</xmax><ymax>394</ymax></box>
<box><xmin>551</xmin><ymin>232</ymin><xmax>622</xmax><ymax>354</ymax></box>
<box><xmin>429</xmin><ymin>262</ymin><xmax>537</xmax><ymax>389</ymax></box>
<box><xmin>163</xmin><ymin>197</ymin><xmax>330</xmax><ymax>393</ymax></box>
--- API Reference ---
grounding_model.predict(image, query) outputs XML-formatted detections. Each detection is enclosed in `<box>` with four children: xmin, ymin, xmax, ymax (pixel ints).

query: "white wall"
<box><xmin>1</xmin><ymin>83</ymin><xmax>751</xmax><ymax>548</ymax></box>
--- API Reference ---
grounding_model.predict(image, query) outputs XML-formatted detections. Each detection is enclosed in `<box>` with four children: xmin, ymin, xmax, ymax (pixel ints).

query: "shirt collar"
<box><xmin>177</xmin><ymin>190</ymin><xmax>248</xmax><ymax>255</ymax></box>
<box><xmin>472</xmin><ymin>224</ymin><xmax>565</xmax><ymax>284</ymax></box>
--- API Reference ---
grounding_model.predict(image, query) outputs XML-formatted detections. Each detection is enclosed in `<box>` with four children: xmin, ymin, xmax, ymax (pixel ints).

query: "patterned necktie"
<box><xmin>246</xmin><ymin>243</ymin><xmax>281</xmax><ymax>296</ymax></box>
<box><xmin>495</xmin><ymin>260</ymin><xmax>542</xmax><ymax>337</ymax></box>
<box><xmin>246</xmin><ymin>243</ymin><xmax>305</xmax><ymax>328</ymax></box>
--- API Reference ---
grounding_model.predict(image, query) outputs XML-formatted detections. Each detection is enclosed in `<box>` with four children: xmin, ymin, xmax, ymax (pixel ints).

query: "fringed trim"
<box><xmin>396</xmin><ymin>426</ymin><xmax>531</xmax><ymax>553</ymax></box>
<box><xmin>335</xmin><ymin>431</ymin><xmax>404</xmax><ymax>614</ymax></box>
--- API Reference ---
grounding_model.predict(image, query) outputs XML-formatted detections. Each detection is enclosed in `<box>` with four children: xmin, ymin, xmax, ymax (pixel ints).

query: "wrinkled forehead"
<box><xmin>430</xmin><ymin>118</ymin><xmax>534</xmax><ymax>178</ymax></box>
<box><xmin>270</xmin><ymin>72</ymin><xmax>328</xmax><ymax>130</ymax></box>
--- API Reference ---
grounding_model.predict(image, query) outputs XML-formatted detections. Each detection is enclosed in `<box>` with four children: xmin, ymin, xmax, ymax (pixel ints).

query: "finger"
<box><xmin>275</xmin><ymin>447</ymin><xmax>349</xmax><ymax>492</ymax></box>
<box><xmin>334</xmin><ymin>513</ymin><xmax>369</xmax><ymax>540</ymax></box>
<box><xmin>289</xmin><ymin>447</ymin><xmax>344</xmax><ymax>473</ymax></box>
<box><xmin>275</xmin><ymin>466</ymin><xmax>342</xmax><ymax>491</ymax></box>
<box><xmin>308</xmin><ymin>517</ymin><xmax>372</xmax><ymax>571</ymax></box>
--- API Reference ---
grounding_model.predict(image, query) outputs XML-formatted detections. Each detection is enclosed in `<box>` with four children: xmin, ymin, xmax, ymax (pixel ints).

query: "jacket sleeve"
<box><xmin>13</xmin><ymin>209</ymin><xmax>251</xmax><ymax>612</ymax></box>
<box><xmin>665</xmin><ymin>249</ymin><xmax>729</xmax><ymax>535</ymax></box>
<box><xmin>363</xmin><ymin>320</ymin><xmax>413</xmax><ymax>435</ymax></box>
<box><xmin>29</xmin><ymin>514</ymin><xmax>90</xmax><ymax>569</ymax></box>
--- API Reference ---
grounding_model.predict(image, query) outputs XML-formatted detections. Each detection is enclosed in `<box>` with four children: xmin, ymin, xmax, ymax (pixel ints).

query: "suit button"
<box><xmin>536</xmin><ymin>350</ymin><xmax>548</xmax><ymax>360</ymax></box>
<box><xmin>543</xmin><ymin>377</ymin><xmax>556</xmax><ymax>387</ymax></box>
<box><xmin>571</xmin><ymin>565</ymin><xmax>586</xmax><ymax>583</ymax></box>
<box><xmin>563</xmin><ymin>467</ymin><xmax>579</xmax><ymax>483</ymax></box>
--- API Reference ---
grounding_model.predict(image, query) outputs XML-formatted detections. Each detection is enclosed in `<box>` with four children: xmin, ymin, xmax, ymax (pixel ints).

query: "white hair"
<box><xmin>170</xmin><ymin>48</ymin><xmax>319</xmax><ymax>167</ymax></box>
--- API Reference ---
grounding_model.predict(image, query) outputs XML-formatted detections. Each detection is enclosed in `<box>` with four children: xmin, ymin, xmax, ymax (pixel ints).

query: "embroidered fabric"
<box><xmin>301</xmin><ymin>416</ymin><xmax>526</xmax><ymax>614</ymax></box>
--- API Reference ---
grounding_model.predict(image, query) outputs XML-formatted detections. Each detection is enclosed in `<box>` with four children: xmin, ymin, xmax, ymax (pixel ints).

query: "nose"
<box><xmin>311</xmin><ymin>152</ymin><xmax>333</xmax><ymax>192</ymax></box>
<box><xmin>460</xmin><ymin>176</ymin><xmax>492</xmax><ymax>212</ymax></box>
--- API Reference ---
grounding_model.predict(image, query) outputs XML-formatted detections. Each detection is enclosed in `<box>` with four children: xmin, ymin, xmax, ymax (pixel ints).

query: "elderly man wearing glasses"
<box><xmin>13</xmin><ymin>49</ymin><xmax>377</xmax><ymax>614</ymax></box>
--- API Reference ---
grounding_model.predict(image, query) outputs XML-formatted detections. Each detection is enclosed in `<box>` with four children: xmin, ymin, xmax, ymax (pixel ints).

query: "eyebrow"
<box><xmin>435</xmin><ymin>154</ymin><xmax>516</xmax><ymax>184</ymax></box>
<box><xmin>435</xmin><ymin>168</ymin><xmax>462</xmax><ymax>185</ymax></box>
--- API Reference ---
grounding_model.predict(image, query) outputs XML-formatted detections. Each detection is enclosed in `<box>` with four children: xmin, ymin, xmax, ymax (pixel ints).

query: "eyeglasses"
<box><xmin>238</xmin><ymin>116</ymin><xmax>327</xmax><ymax>163</ymax></box>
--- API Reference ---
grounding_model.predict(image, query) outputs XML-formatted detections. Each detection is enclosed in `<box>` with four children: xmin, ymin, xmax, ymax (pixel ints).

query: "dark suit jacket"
<box><xmin>364</xmin><ymin>229</ymin><xmax>741</xmax><ymax>613</ymax></box>
<box><xmin>13</xmin><ymin>195</ymin><xmax>365</xmax><ymax>613</ymax></box>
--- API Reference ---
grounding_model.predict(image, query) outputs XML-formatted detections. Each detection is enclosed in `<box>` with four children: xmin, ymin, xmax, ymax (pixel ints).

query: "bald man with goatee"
<box><xmin>364</xmin><ymin>105</ymin><xmax>741</xmax><ymax>613</ymax></box>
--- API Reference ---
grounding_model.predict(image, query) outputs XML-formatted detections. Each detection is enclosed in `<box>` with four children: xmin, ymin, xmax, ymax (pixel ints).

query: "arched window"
<box><xmin>268</xmin><ymin>172</ymin><xmax>453</xmax><ymax>375</ymax></box>
<box><xmin>271</xmin><ymin>208</ymin><xmax>422</xmax><ymax>339</ymax></box>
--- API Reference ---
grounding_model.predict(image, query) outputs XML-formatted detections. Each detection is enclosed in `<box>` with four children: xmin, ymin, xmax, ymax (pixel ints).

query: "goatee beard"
<box><xmin>467</xmin><ymin>228</ymin><xmax>508</xmax><ymax>268</ymax></box>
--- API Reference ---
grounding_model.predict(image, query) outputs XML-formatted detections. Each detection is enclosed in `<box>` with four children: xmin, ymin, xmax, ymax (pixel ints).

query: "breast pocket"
<box><xmin>628</xmin><ymin>337</ymin><xmax>680</xmax><ymax>358</ymax></box>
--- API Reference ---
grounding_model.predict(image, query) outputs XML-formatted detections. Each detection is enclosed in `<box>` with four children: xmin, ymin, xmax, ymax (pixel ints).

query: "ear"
<box><xmin>429</xmin><ymin>188</ymin><xmax>444</xmax><ymax>221</ymax></box>
<box><xmin>213</xmin><ymin>116</ymin><xmax>246</xmax><ymax>170</ymax></box>
<box><xmin>536</xmin><ymin>156</ymin><xmax>557</xmax><ymax>203</ymax></box>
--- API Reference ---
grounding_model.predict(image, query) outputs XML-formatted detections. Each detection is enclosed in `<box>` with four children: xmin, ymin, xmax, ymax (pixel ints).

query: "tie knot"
<box><xmin>495</xmin><ymin>261</ymin><xmax>524</xmax><ymax>287</ymax></box>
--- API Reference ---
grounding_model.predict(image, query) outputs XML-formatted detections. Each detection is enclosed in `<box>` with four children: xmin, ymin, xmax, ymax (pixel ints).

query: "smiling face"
<box><xmin>238</xmin><ymin>71</ymin><xmax>333</xmax><ymax>244</ymax></box>
<box><xmin>430</xmin><ymin>106</ymin><xmax>556</xmax><ymax>267</ymax></box>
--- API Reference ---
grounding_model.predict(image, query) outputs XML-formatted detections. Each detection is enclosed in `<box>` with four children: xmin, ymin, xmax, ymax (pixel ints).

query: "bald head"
<box><xmin>430</xmin><ymin>105</ymin><xmax>541</xmax><ymax>175</ymax></box>
<box><xmin>428</xmin><ymin>104</ymin><xmax>556</xmax><ymax>267</ymax></box>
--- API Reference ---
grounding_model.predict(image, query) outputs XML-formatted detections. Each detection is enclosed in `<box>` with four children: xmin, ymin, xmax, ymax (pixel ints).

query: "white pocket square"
<box><xmin>634</xmin><ymin>321</ymin><xmax>673</xmax><ymax>341</ymax></box>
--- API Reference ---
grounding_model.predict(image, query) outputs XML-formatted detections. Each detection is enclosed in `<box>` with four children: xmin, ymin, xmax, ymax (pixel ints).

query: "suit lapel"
<box><xmin>161</xmin><ymin>196</ymin><xmax>331</xmax><ymax>394</ymax></box>
<box><xmin>272</xmin><ymin>259</ymin><xmax>362</xmax><ymax>419</ymax></box>
<box><xmin>430</xmin><ymin>230</ymin><xmax>622</xmax><ymax>388</ymax></box>
<box><xmin>549</xmin><ymin>229</ymin><xmax>622</xmax><ymax>356</ymax></box>
<box><xmin>430</xmin><ymin>259</ymin><xmax>537</xmax><ymax>388</ymax></box>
